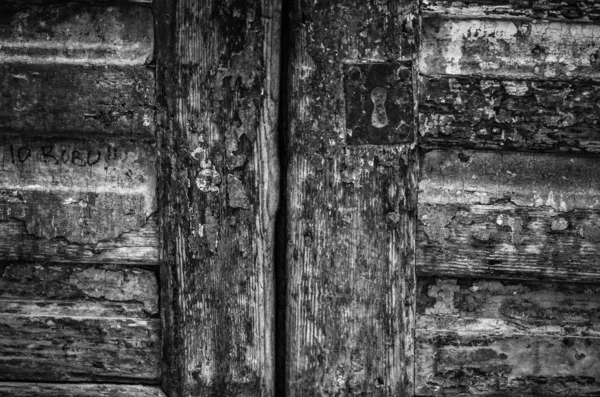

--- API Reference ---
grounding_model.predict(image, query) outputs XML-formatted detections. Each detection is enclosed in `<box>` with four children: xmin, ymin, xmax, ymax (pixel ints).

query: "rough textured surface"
<box><xmin>420</xmin><ymin>17</ymin><xmax>600</xmax><ymax>80</ymax></box>
<box><xmin>421</xmin><ymin>150</ymin><xmax>600</xmax><ymax>211</ymax></box>
<box><xmin>420</xmin><ymin>76</ymin><xmax>600</xmax><ymax>152</ymax></box>
<box><xmin>0</xmin><ymin>217</ymin><xmax>158</xmax><ymax>265</ymax></box>
<box><xmin>155</xmin><ymin>0</ymin><xmax>281</xmax><ymax>395</ymax></box>
<box><xmin>0</xmin><ymin>135</ymin><xmax>156</xmax><ymax>244</ymax></box>
<box><xmin>417</xmin><ymin>333</ymin><xmax>600</xmax><ymax>396</ymax></box>
<box><xmin>285</xmin><ymin>1</ymin><xmax>417</xmax><ymax>396</ymax></box>
<box><xmin>419</xmin><ymin>150</ymin><xmax>600</xmax><ymax>281</ymax></box>
<box><xmin>416</xmin><ymin>278</ymin><xmax>600</xmax><ymax>396</ymax></box>
<box><xmin>0</xmin><ymin>383</ymin><xmax>165</xmax><ymax>397</ymax></box>
<box><xmin>422</xmin><ymin>0</ymin><xmax>600</xmax><ymax>21</ymax></box>
<box><xmin>0</xmin><ymin>4</ymin><xmax>153</xmax><ymax>65</ymax></box>
<box><xmin>0</xmin><ymin>263</ymin><xmax>160</xmax><ymax>382</ymax></box>
<box><xmin>0</xmin><ymin>64</ymin><xmax>155</xmax><ymax>135</ymax></box>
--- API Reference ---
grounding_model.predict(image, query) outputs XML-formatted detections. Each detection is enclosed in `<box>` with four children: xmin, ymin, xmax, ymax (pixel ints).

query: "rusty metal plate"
<box><xmin>344</xmin><ymin>62</ymin><xmax>414</xmax><ymax>145</ymax></box>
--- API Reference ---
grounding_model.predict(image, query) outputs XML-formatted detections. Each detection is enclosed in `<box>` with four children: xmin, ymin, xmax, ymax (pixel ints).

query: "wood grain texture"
<box><xmin>0</xmin><ymin>4</ymin><xmax>153</xmax><ymax>65</ymax></box>
<box><xmin>422</xmin><ymin>0</ymin><xmax>600</xmax><ymax>21</ymax></box>
<box><xmin>0</xmin><ymin>263</ymin><xmax>160</xmax><ymax>382</ymax></box>
<box><xmin>416</xmin><ymin>332</ymin><xmax>600</xmax><ymax>396</ymax></box>
<box><xmin>0</xmin><ymin>217</ymin><xmax>158</xmax><ymax>265</ymax></box>
<box><xmin>420</xmin><ymin>150</ymin><xmax>600</xmax><ymax>211</ymax></box>
<box><xmin>420</xmin><ymin>17</ymin><xmax>600</xmax><ymax>80</ymax></box>
<box><xmin>420</xmin><ymin>76</ymin><xmax>600</xmax><ymax>152</ymax></box>
<box><xmin>418</xmin><ymin>150</ymin><xmax>600</xmax><ymax>281</ymax></box>
<box><xmin>0</xmin><ymin>135</ymin><xmax>156</xmax><ymax>244</ymax></box>
<box><xmin>416</xmin><ymin>278</ymin><xmax>600</xmax><ymax>396</ymax></box>
<box><xmin>285</xmin><ymin>1</ymin><xmax>417</xmax><ymax>395</ymax></box>
<box><xmin>155</xmin><ymin>0</ymin><xmax>281</xmax><ymax>395</ymax></box>
<box><xmin>0</xmin><ymin>64</ymin><xmax>154</xmax><ymax>135</ymax></box>
<box><xmin>0</xmin><ymin>383</ymin><xmax>165</xmax><ymax>397</ymax></box>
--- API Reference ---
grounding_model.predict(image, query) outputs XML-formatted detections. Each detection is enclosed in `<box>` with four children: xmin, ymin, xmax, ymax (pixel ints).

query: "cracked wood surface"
<box><xmin>0</xmin><ymin>135</ymin><xmax>156</xmax><ymax>244</ymax></box>
<box><xmin>416</xmin><ymin>278</ymin><xmax>600</xmax><ymax>396</ymax></box>
<box><xmin>422</xmin><ymin>0</ymin><xmax>600</xmax><ymax>21</ymax></box>
<box><xmin>420</xmin><ymin>17</ymin><xmax>600</xmax><ymax>80</ymax></box>
<box><xmin>0</xmin><ymin>64</ymin><xmax>155</xmax><ymax>136</ymax></box>
<box><xmin>0</xmin><ymin>3</ymin><xmax>153</xmax><ymax>65</ymax></box>
<box><xmin>418</xmin><ymin>149</ymin><xmax>600</xmax><ymax>281</ymax></box>
<box><xmin>0</xmin><ymin>383</ymin><xmax>166</xmax><ymax>397</ymax></box>
<box><xmin>419</xmin><ymin>76</ymin><xmax>600</xmax><ymax>153</ymax></box>
<box><xmin>0</xmin><ymin>263</ymin><xmax>160</xmax><ymax>382</ymax></box>
<box><xmin>155</xmin><ymin>0</ymin><xmax>281</xmax><ymax>395</ymax></box>
<box><xmin>285</xmin><ymin>1</ymin><xmax>417</xmax><ymax>396</ymax></box>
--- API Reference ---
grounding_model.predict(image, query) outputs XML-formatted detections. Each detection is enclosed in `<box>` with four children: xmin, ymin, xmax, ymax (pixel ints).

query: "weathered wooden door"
<box><xmin>155</xmin><ymin>1</ymin><xmax>416</xmax><ymax>396</ymax></box>
<box><xmin>4</xmin><ymin>0</ymin><xmax>600</xmax><ymax>396</ymax></box>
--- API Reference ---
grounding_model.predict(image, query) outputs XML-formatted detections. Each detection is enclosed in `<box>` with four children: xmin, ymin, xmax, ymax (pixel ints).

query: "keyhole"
<box><xmin>370</xmin><ymin>87</ymin><xmax>388</xmax><ymax>128</ymax></box>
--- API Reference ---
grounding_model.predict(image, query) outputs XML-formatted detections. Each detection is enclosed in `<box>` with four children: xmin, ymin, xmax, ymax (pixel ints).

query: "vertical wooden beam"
<box><xmin>155</xmin><ymin>1</ymin><xmax>281</xmax><ymax>396</ymax></box>
<box><xmin>285</xmin><ymin>1</ymin><xmax>418</xmax><ymax>395</ymax></box>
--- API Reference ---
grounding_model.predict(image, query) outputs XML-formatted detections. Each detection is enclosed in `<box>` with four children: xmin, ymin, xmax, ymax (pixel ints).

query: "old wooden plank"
<box><xmin>0</xmin><ymin>263</ymin><xmax>159</xmax><ymax>317</ymax></box>
<box><xmin>420</xmin><ymin>150</ymin><xmax>600</xmax><ymax>211</ymax></box>
<box><xmin>418</xmin><ymin>150</ymin><xmax>600</xmax><ymax>280</ymax></box>
<box><xmin>417</xmin><ymin>278</ymin><xmax>600</xmax><ymax>337</ymax></box>
<box><xmin>0</xmin><ymin>135</ymin><xmax>156</xmax><ymax>244</ymax></box>
<box><xmin>285</xmin><ymin>1</ymin><xmax>417</xmax><ymax>396</ymax></box>
<box><xmin>0</xmin><ymin>64</ymin><xmax>154</xmax><ymax>135</ymax></box>
<box><xmin>0</xmin><ymin>264</ymin><xmax>160</xmax><ymax>382</ymax></box>
<box><xmin>422</xmin><ymin>0</ymin><xmax>600</xmax><ymax>21</ymax></box>
<box><xmin>416</xmin><ymin>332</ymin><xmax>600</xmax><ymax>396</ymax></box>
<box><xmin>419</xmin><ymin>76</ymin><xmax>600</xmax><ymax>152</ymax></box>
<box><xmin>0</xmin><ymin>217</ymin><xmax>158</xmax><ymax>265</ymax></box>
<box><xmin>0</xmin><ymin>383</ymin><xmax>165</xmax><ymax>397</ymax></box>
<box><xmin>0</xmin><ymin>4</ymin><xmax>153</xmax><ymax>65</ymax></box>
<box><xmin>420</xmin><ymin>17</ymin><xmax>600</xmax><ymax>80</ymax></box>
<box><xmin>418</xmin><ymin>204</ymin><xmax>600</xmax><ymax>281</ymax></box>
<box><xmin>155</xmin><ymin>0</ymin><xmax>281</xmax><ymax>395</ymax></box>
<box><xmin>416</xmin><ymin>278</ymin><xmax>600</xmax><ymax>395</ymax></box>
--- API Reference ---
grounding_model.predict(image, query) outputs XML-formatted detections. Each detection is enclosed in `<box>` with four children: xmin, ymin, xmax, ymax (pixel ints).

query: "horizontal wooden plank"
<box><xmin>0</xmin><ymin>135</ymin><xmax>156</xmax><ymax>244</ymax></box>
<box><xmin>417</xmin><ymin>278</ymin><xmax>600</xmax><ymax>395</ymax></box>
<box><xmin>0</xmin><ymin>263</ymin><xmax>158</xmax><ymax>317</ymax></box>
<box><xmin>0</xmin><ymin>263</ymin><xmax>160</xmax><ymax>381</ymax></box>
<box><xmin>419</xmin><ymin>150</ymin><xmax>600</xmax><ymax>280</ymax></box>
<box><xmin>419</xmin><ymin>76</ymin><xmax>600</xmax><ymax>152</ymax></box>
<box><xmin>417</xmin><ymin>332</ymin><xmax>600</xmax><ymax>396</ymax></box>
<box><xmin>0</xmin><ymin>64</ymin><xmax>154</xmax><ymax>135</ymax></box>
<box><xmin>418</xmin><ymin>204</ymin><xmax>600</xmax><ymax>281</ymax></box>
<box><xmin>417</xmin><ymin>278</ymin><xmax>600</xmax><ymax>337</ymax></box>
<box><xmin>0</xmin><ymin>383</ymin><xmax>165</xmax><ymax>397</ymax></box>
<box><xmin>0</xmin><ymin>217</ymin><xmax>158</xmax><ymax>265</ymax></box>
<box><xmin>0</xmin><ymin>4</ymin><xmax>153</xmax><ymax>65</ymax></box>
<box><xmin>0</xmin><ymin>264</ymin><xmax>160</xmax><ymax>382</ymax></box>
<box><xmin>420</xmin><ymin>17</ymin><xmax>600</xmax><ymax>80</ymax></box>
<box><xmin>420</xmin><ymin>150</ymin><xmax>600</xmax><ymax>211</ymax></box>
<box><xmin>422</xmin><ymin>0</ymin><xmax>600</xmax><ymax>21</ymax></box>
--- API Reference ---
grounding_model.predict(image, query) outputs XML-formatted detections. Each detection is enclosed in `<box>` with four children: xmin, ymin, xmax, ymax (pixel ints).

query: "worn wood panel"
<box><xmin>416</xmin><ymin>332</ymin><xmax>600</xmax><ymax>396</ymax></box>
<box><xmin>419</xmin><ymin>76</ymin><xmax>600</xmax><ymax>152</ymax></box>
<box><xmin>285</xmin><ymin>1</ymin><xmax>417</xmax><ymax>395</ymax></box>
<box><xmin>155</xmin><ymin>0</ymin><xmax>281</xmax><ymax>395</ymax></box>
<box><xmin>417</xmin><ymin>278</ymin><xmax>600</xmax><ymax>337</ymax></box>
<box><xmin>420</xmin><ymin>150</ymin><xmax>600</xmax><ymax>211</ymax></box>
<box><xmin>0</xmin><ymin>383</ymin><xmax>165</xmax><ymax>397</ymax></box>
<box><xmin>0</xmin><ymin>64</ymin><xmax>154</xmax><ymax>135</ymax></box>
<box><xmin>0</xmin><ymin>263</ymin><xmax>160</xmax><ymax>382</ymax></box>
<box><xmin>420</xmin><ymin>17</ymin><xmax>600</xmax><ymax>80</ymax></box>
<box><xmin>0</xmin><ymin>217</ymin><xmax>158</xmax><ymax>265</ymax></box>
<box><xmin>422</xmin><ymin>0</ymin><xmax>600</xmax><ymax>21</ymax></box>
<box><xmin>418</xmin><ymin>150</ymin><xmax>600</xmax><ymax>280</ymax></box>
<box><xmin>0</xmin><ymin>135</ymin><xmax>156</xmax><ymax>244</ymax></box>
<box><xmin>416</xmin><ymin>278</ymin><xmax>600</xmax><ymax>396</ymax></box>
<box><xmin>0</xmin><ymin>4</ymin><xmax>153</xmax><ymax>65</ymax></box>
<box><xmin>418</xmin><ymin>204</ymin><xmax>600</xmax><ymax>281</ymax></box>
